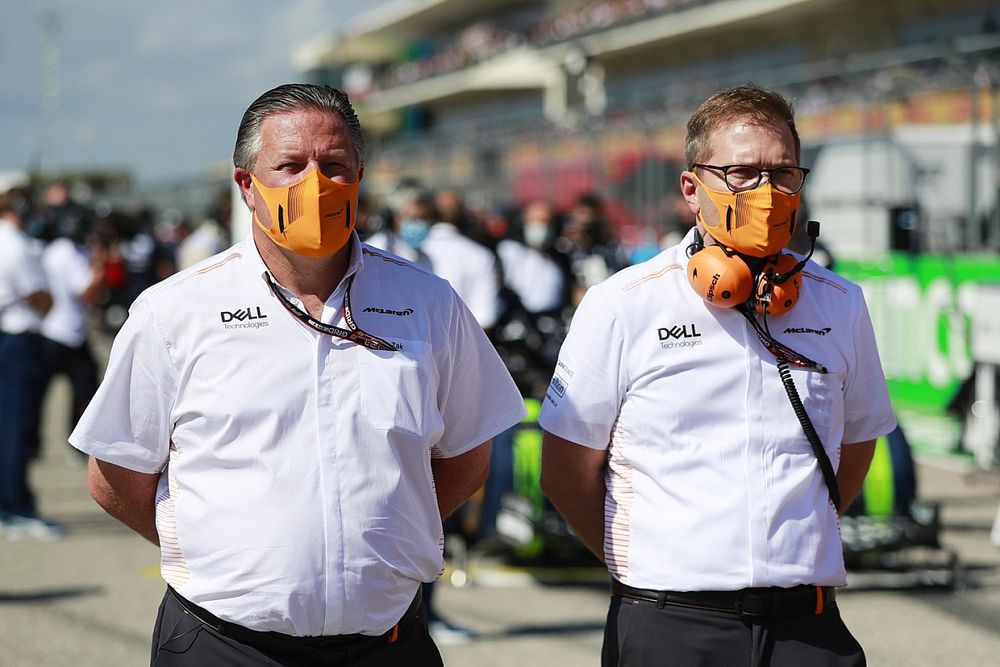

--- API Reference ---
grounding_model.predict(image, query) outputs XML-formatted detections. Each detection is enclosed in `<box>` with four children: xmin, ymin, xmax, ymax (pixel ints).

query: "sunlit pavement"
<box><xmin>2</xmin><ymin>377</ymin><xmax>999</xmax><ymax>666</ymax></box>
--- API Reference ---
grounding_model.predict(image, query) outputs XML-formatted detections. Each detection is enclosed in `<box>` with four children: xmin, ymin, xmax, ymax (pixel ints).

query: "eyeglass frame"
<box><xmin>690</xmin><ymin>163</ymin><xmax>810</xmax><ymax>195</ymax></box>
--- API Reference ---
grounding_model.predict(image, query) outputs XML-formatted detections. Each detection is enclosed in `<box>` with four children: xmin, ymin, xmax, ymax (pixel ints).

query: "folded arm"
<box><xmin>432</xmin><ymin>441</ymin><xmax>491</xmax><ymax>519</ymax></box>
<box><xmin>87</xmin><ymin>457</ymin><xmax>161</xmax><ymax>545</ymax></box>
<box><xmin>837</xmin><ymin>439</ymin><xmax>876</xmax><ymax>514</ymax></box>
<box><xmin>540</xmin><ymin>432</ymin><xmax>608</xmax><ymax>561</ymax></box>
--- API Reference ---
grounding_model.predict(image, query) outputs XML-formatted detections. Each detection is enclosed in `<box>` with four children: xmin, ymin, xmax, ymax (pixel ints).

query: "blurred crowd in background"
<box><xmin>1</xmin><ymin>175</ymin><xmax>685</xmax><ymax>393</ymax></box>
<box><xmin>0</xmin><ymin>174</ymin><xmax>692</xmax><ymax>544</ymax></box>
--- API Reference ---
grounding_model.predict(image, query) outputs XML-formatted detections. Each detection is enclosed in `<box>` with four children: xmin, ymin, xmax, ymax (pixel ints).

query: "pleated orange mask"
<box><xmin>251</xmin><ymin>169</ymin><xmax>359</xmax><ymax>258</ymax></box>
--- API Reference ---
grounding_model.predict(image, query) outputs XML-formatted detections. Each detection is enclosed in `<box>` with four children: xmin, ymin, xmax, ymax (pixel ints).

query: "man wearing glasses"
<box><xmin>539</xmin><ymin>84</ymin><xmax>895</xmax><ymax>666</ymax></box>
<box><xmin>70</xmin><ymin>83</ymin><xmax>525</xmax><ymax>666</ymax></box>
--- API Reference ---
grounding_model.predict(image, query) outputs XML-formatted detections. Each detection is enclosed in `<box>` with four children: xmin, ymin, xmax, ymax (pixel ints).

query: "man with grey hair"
<box><xmin>71</xmin><ymin>83</ymin><xmax>526</xmax><ymax>665</ymax></box>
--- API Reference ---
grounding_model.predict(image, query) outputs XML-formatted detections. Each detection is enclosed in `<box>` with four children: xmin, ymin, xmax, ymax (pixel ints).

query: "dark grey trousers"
<box><xmin>603</xmin><ymin>595</ymin><xmax>865</xmax><ymax>667</ymax></box>
<box><xmin>150</xmin><ymin>588</ymin><xmax>443</xmax><ymax>667</ymax></box>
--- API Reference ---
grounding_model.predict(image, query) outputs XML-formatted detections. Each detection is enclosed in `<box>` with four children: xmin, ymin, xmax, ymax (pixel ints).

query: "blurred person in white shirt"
<box><xmin>0</xmin><ymin>192</ymin><xmax>62</xmax><ymax>540</ymax></box>
<box><xmin>39</xmin><ymin>212</ymin><xmax>106</xmax><ymax>462</ymax></box>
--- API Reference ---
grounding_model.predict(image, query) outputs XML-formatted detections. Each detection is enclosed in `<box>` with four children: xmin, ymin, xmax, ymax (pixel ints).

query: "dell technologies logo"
<box><xmin>220</xmin><ymin>306</ymin><xmax>269</xmax><ymax>330</ymax></box>
<box><xmin>658</xmin><ymin>323</ymin><xmax>703</xmax><ymax>350</ymax></box>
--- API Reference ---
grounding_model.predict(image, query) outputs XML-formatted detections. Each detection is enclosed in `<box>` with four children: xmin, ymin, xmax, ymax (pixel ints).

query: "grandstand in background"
<box><xmin>298</xmin><ymin>0</ymin><xmax>1000</xmax><ymax>258</ymax></box>
<box><xmin>296</xmin><ymin>0</ymin><xmax>1000</xmax><ymax>464</ymax></box>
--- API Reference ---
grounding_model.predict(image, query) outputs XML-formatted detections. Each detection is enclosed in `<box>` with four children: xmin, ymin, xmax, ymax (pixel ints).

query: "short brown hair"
<box><xmin>684</xmin><ymin>84</ymin><xmax>799</xmax><ymax>167</ymax></box>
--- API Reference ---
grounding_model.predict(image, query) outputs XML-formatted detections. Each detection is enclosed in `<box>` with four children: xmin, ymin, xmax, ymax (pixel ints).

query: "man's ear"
<box><xmin>680</xmin><ymin>171</ymin><xmax>701</xmax><ymax>217</ymax></box>
<box><xmin>234</xmin><ymin>168</ymin><xmax>254</xmax><ymax>210</ymax></box>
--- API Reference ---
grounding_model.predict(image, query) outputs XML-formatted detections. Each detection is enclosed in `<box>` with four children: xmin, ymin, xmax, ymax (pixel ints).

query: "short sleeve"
<box><xmin>69</xmin><ymin>297</ymin><xmax>178</xmax><ymax>472</ymax></box>
<box><xmin>538</xmin><ymin>285</ymin><xmax>626</xmax><ymax>449</ymax></box>
<box><xmin>433</xmin><ymin>291</ymin><xmax>526</xmax><ymax>458</ymax></box>
<box><xmin>841</xmin><ymin>291</ymin><xmax>897</xmax><ymax>444</ymax></box>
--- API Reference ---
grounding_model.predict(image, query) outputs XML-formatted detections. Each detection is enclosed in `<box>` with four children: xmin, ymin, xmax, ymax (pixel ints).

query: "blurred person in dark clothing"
<box><xmin>556</xmin><ymin>192</ymin><xmax>629</xmax><ymax>304</ymax></box>
<box><xmin>0</xmin><ymin>193</ymin><xmax>62</xmax><ymax>540</ymax></box>
<box><xmin>119</xmin><ymin>208</ymin><xmax>175</xmax><ymax>305</ymax></box>
<box><xmin>26</xmin><ymin>181</ymin><xmax>90</xmax><ymax>243</ymax></box>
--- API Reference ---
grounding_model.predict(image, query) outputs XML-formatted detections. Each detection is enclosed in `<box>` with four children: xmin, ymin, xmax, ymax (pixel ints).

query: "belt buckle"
<box><xmin>734</xmin><ymin>589</ymin><xmax>770</xmax><ymax>617</ymax></box>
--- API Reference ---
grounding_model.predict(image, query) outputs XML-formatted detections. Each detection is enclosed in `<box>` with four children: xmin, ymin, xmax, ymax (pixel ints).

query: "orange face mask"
<box><xmin>250</xmin><ymin>170</ymin><xmax>359</xmax><ymax>259</ymax></box>
<box><xmin>692</xmin><ymin>172</ymin><xmax>798</xmax><ymax>258</ymax></box>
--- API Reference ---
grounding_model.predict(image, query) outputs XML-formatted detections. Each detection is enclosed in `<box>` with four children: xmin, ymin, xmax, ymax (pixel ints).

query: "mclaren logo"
<box><xmin>220</xmin><ymin>306</ymin><xmax>269</xmax><ymax>330</ymax></box>
<box><xmin>363</xmin><ymin>306</ymin><xmax>414</xmax><ymax>316</ymax></box>
<box><xmin>784</xmin><ymin>326</ymin><xmax>831</xmax><ymax>336</ymax></box>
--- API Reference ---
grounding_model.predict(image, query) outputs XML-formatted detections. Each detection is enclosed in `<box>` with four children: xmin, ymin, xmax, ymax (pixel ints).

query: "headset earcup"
<box><xmin>687</xmin><ymin>245</ymin><xmax>753</xmax><ymax>308</ymax></box>
<box><xmin>754</xmin><ymin>253</ymin><xmax>802</xmax><ymax>316</ymax></box>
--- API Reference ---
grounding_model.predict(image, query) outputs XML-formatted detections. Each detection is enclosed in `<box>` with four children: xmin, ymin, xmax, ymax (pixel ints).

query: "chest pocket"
<box><xmin>359</xmin><ymin>339</ymin><xmax>432</xmax><ymax>435</ymax></box>
<box><xmin>776</xmin><ymin>363</ymin><xmax>842</xmax><ymax>457</ymax></box>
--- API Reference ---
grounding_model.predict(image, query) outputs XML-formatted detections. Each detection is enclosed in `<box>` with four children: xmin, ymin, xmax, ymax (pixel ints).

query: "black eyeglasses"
<box><xmin>265</xmin><ymin>273</ymin><xmax>397</xmax><ymax>352</ymax></box>
<box><xmin>691</xmin><ymin>163</ymin><xmax>810</xmax><ymax>195</ymax></box>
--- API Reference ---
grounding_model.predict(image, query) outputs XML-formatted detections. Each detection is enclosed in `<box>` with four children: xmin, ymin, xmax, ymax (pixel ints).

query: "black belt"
<box><xmin>167</xmin><ymin>585</ymin><xmax>423</xmax><ymax>648</ymax></box>
<box><xmin>611</xmin><ymin>579</ymin><xmax>835</xmax><ymax>617</ymax></box>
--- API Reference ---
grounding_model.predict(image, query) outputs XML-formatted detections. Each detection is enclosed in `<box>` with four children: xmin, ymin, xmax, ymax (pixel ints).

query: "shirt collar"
<box><xmin>243</xmin><ymin>230</ymin><xmax>366</xmax><ymax>297</ymax></box>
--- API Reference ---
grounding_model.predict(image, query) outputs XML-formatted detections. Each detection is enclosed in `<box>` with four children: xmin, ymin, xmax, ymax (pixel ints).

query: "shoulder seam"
<box><xmin>802</xmin><ymin>270</ymin><xmax>849</xmax><ymax>294</ymax></box>
<box><xmin>621</xmin><ymin>263</ymin><xmax>683</xmax><ymax>292</ymax></box>
<box><xmin>175</xmin><ymin>252</ymin><xmax>242</xmax><ymax>286</ymax></box>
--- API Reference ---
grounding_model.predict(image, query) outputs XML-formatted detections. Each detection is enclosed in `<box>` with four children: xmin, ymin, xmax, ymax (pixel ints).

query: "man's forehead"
<box><xmin>261</xmin><ymin>109</ymin><xmax>345</xmax><ymax>138</ymax></box>
<box><xmin>259</xmin><ymin>110</ymin><xmax>352</xmax><ymax>153</ymax></box>
<box><xmin>706</xmin><ymin>118</ymin><xmax>795</xmax><ymax>155</ymax></box>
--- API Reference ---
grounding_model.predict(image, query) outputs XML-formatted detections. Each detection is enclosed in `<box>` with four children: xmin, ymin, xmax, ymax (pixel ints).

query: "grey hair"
<box><xmin>233</xmin><ymin>83</ymin><xmax>368</xmax><ymax>171</ymax></box>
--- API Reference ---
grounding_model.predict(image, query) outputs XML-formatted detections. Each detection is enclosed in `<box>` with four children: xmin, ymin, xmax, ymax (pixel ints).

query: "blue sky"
<box><xmin>0</xmin><ymin>0</ymin><xmax>384</xmax><ymax>185</ymax></box>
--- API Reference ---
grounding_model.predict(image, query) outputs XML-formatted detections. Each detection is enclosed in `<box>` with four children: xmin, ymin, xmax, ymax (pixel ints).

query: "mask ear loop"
<box><xmin>686</xmin><ymin>228</ymin><xmax>704</xmax><ymax>257</ymax></box>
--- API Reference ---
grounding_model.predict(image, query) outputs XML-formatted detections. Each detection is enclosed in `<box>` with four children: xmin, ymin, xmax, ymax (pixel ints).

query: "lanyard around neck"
<box><xmin>264</xmin><ymin>272</ymin><xmax>397</xmax><ymax>352</ymax></box>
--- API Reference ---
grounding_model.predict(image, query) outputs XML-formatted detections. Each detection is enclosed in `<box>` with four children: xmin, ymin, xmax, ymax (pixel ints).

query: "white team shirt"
<box><xmin>70</xmin><ymin>232</ymin><xmax>526</xmax><ymax>636</ymax></box>
<box><xmin>175</xmin><ymin>220</ymin><xmax>227</xmax><ymax>271</ymax></box>
<box><xmin>421</xmin><ymin>223</ymin><xmax>500</xmax><ymax>328</ymax></box>
<box><xmin>0</xmin><ymin>219</ymin><xmax>47</xmax><ymax>335</ymax></box>
<box><xmin>40</xmin><ymin>238</ymin><xmax>94</xmax><ymax>347</ymax></box>
<box><xmin>365</xmin><ymin>230</ymin><xmax>433</xmax><ymax>271</ymax></box>
<box><xmin>496</xmin><ymin>239</ymin><xmax>565</xmax><ymax>313</ymax></box>
<box><xmin>539</xmin><ymin>228</ymin><xmax>896</xmax><ymax>591</ymax></box>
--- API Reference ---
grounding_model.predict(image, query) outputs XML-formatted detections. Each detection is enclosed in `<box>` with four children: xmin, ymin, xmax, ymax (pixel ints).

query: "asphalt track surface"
<box><xmin>2</xmin><ymin>379</ymin><xmax>1000</xmax><ymax>666</ymax></box>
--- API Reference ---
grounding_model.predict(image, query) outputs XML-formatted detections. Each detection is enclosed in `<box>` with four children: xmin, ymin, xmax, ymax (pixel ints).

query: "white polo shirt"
<box><xmin>365</xmin><ymin>230</ymin><xmax>433</xmax><ymax>272</ymax></box>
<box><xmin>421</xmin><ymin>223</ymin><xmax>500</xmax><ymax>329</ymax></box>
<box><xmin>69</xmin><ymin>232</ymin><xmax>526</xmax><ymax>636</ymax></box>
<box><xmin>496</xmin><ymin>239</ymin><xmax>565</xmax><ymax>313</ymax></box>
<box><xmin>40</xmin><ymin>238</ymin><xmax>94</xmax><ymax>347</ymax></box>
<box><xmin>539</xmin><ymin>228</ymin><xmax>896</xmax><ymax>591</ymax></box>
<box><xmin>0</xmin><ymin>219</ymin><xmax>47</xmax><ymax>335</ymax></box>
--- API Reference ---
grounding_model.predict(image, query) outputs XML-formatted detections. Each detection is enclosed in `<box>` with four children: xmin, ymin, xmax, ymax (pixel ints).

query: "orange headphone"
<box><xmin>687</xmin><ymin>240</ymin><xmax>803</xmax><ymax>316</ymax></box>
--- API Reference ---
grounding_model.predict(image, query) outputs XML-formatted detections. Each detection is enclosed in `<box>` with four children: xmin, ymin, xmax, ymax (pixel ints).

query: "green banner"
<box><xmin>837</xmin><ymin>253</ymin><xmax>1000</xmax><ymax>455</ymax></box>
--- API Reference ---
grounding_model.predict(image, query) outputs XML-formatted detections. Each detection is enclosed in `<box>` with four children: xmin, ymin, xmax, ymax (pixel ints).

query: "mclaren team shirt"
<box><xmin>539</xmin><ymin>228</ymin><xmax>896</xmax><ymax>591</ymax></box>
<box><xmin>70</xmin><ymin>232</ymin><xmax>526</xmax><ymax>636</ymax></box>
